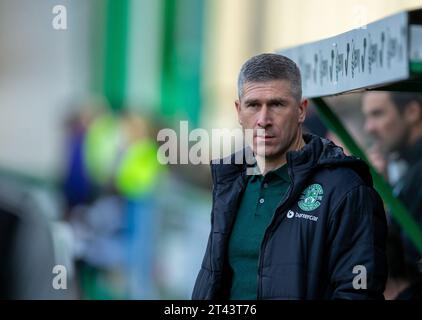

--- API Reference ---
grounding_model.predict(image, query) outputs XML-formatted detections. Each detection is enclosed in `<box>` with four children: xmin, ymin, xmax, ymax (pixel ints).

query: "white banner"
<box><xmin>278</xmin><ymin>11</ymin><xmax>410</xmax><ymax>98</ymax></box>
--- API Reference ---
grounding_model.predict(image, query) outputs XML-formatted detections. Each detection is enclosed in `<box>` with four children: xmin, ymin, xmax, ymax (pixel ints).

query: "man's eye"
<box><xmin>247</xmin><ymin>104</ymin><xmax>258</xmax><ymax>108</ymax></box>
<box><xmin>372</xmin><ymin>110</ymin><xmax>384</xmax><ymax>117</ymax></box>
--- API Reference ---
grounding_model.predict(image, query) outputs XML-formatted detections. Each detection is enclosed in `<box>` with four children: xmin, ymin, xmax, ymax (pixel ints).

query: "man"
<box><xmin>362</xmin><ymin>91</ymin><xmax>422</xmax><ymax>266</ymax></box>
<box><xmin>192</xmin><ymin>53</ymin><xmax>387</xmax><ymax>300</ymax></box>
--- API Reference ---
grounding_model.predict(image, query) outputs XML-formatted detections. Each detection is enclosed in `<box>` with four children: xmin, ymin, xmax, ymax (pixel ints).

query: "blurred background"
<box><xmin>0</xmin><ymin>0</ymin><xmax>422</xmax><ymax>299</ymax></box>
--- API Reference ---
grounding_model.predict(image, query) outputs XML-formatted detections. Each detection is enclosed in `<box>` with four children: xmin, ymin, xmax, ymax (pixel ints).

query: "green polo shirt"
<box><xmin>228</xmin><ymin>164</ymin><xmax>290</xmax><ymax>300</ymax></box>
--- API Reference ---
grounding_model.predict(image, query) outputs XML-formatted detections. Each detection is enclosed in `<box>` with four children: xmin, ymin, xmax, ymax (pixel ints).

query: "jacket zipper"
<box><xmin>256</xmin><ymin>155</ymin><xmax>295</xmax><ymax>300</ymax></box>
<box><xmin>211</xmin><ymin>167</ymin><xmax>247</xmax><ymax>297</ymax></box>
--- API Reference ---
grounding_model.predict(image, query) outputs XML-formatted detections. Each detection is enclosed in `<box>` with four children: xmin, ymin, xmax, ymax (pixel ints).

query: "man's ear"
<box><xmin>298</xmin><ymin>99</ymin><xmax>308</xmax><ymax>124</ymax></box>
<box><xmin>404</xmin><ymin>101</ymin><xmax>422</xmax><ymax>125</ymax></box>
<box><xmin>235</xmin><ymin>100</ymin><xmax>242</xmax><ymax>125</ymax></box>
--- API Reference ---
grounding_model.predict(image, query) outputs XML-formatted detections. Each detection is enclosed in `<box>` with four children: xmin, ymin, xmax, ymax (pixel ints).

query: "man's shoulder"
<box><xmin>311</xmin><ymin>166</ymin><xmax>383</xmax><ymax>221</ymax></box>
<box><xmin>311</xmin><ymin>163</ymin><xmax>373</xmax><ymax>201</ymax></box>
<box><xmin>316</xmin><ymin>162</ymin><xmax>369</xmax><ymax>185</ymax></box>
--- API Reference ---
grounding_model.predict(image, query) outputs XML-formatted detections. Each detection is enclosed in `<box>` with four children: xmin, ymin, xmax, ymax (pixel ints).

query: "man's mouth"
<box><xmin>255</xmin><ymin>135</ymin><xmax>275</xmax><ymax>141</ymax></box>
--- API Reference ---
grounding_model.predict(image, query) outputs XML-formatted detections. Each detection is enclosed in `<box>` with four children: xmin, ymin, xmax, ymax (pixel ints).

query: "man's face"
<box><xmin>235</xmin><ymin>80</ymin><xmax>307</xmax><ymax>159</ymax></box>
<box><xmin>362</xmin><ymin>92</ymin><xmax>408</xmax><ymax>153</ymax></box>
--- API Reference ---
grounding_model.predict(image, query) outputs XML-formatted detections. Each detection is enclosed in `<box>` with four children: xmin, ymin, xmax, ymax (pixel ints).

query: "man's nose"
<box><xmin>257</xmin><ymin>105</ymin><xmax>272</xmax><ymax>128</ymax></box>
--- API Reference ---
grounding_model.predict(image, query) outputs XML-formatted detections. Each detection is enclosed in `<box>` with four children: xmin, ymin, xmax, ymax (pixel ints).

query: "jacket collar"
<box><xmin>211</xmin><ymin>133</ymin><xmax>372</xmax><ymax>187</ymax></box>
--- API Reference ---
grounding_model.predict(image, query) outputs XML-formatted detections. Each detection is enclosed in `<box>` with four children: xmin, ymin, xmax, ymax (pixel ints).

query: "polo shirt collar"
<box><xmin>248</xmin><ymin>163</ymin><xmax>289</xmax><ymax>182</ymax></box>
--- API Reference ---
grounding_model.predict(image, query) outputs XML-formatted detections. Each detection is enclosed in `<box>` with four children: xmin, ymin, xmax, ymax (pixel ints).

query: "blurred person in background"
<box><xmin>192</xmin><ymin>53</ymin><xmax>388</xmax><ymax>300</ymax></box>
<box><xmin>362</xmin><ymin>92</ymin><xmax>422</xmax><ymax>269</ymax></box>
<box><xmin>64</xmin><ymin>106</ymin><xmax>165</xmax><ymax>299</ymax></box>
<box><xmin>62</xmin><ymin>98</ymin><xmax>106</xmax><ymax>214</ymax></box>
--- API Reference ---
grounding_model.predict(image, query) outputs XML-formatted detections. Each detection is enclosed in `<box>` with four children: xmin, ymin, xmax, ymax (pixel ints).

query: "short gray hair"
<box><xmin>237</xmin><ymin>53</ymin><xmax>302</xmax><ymax>102</ymax></box>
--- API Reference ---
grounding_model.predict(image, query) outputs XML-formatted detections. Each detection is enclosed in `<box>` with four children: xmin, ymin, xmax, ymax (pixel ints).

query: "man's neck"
<box><xmin>256</xmin><ymin>134</ymin><xmax>306</xmax><ymax>175</ymax></box>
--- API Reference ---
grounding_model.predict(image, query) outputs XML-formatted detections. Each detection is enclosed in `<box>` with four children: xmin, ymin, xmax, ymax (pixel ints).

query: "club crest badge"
<box><xmin>298</xmin><ymin>183</ymin><xmax>323</xmax><ymax>211</ymax></box>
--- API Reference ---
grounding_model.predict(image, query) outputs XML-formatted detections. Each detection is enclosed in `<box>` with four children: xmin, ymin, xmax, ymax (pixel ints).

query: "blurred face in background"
<box><xmin>362</xmin><ymin>92</ymin><xmax>409</xmax><ymax>154</ymax></box>
<box><xmin>235</xmin><ymin>79</ymin><xmax>307</xmax><ymax>160</ymax></box>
